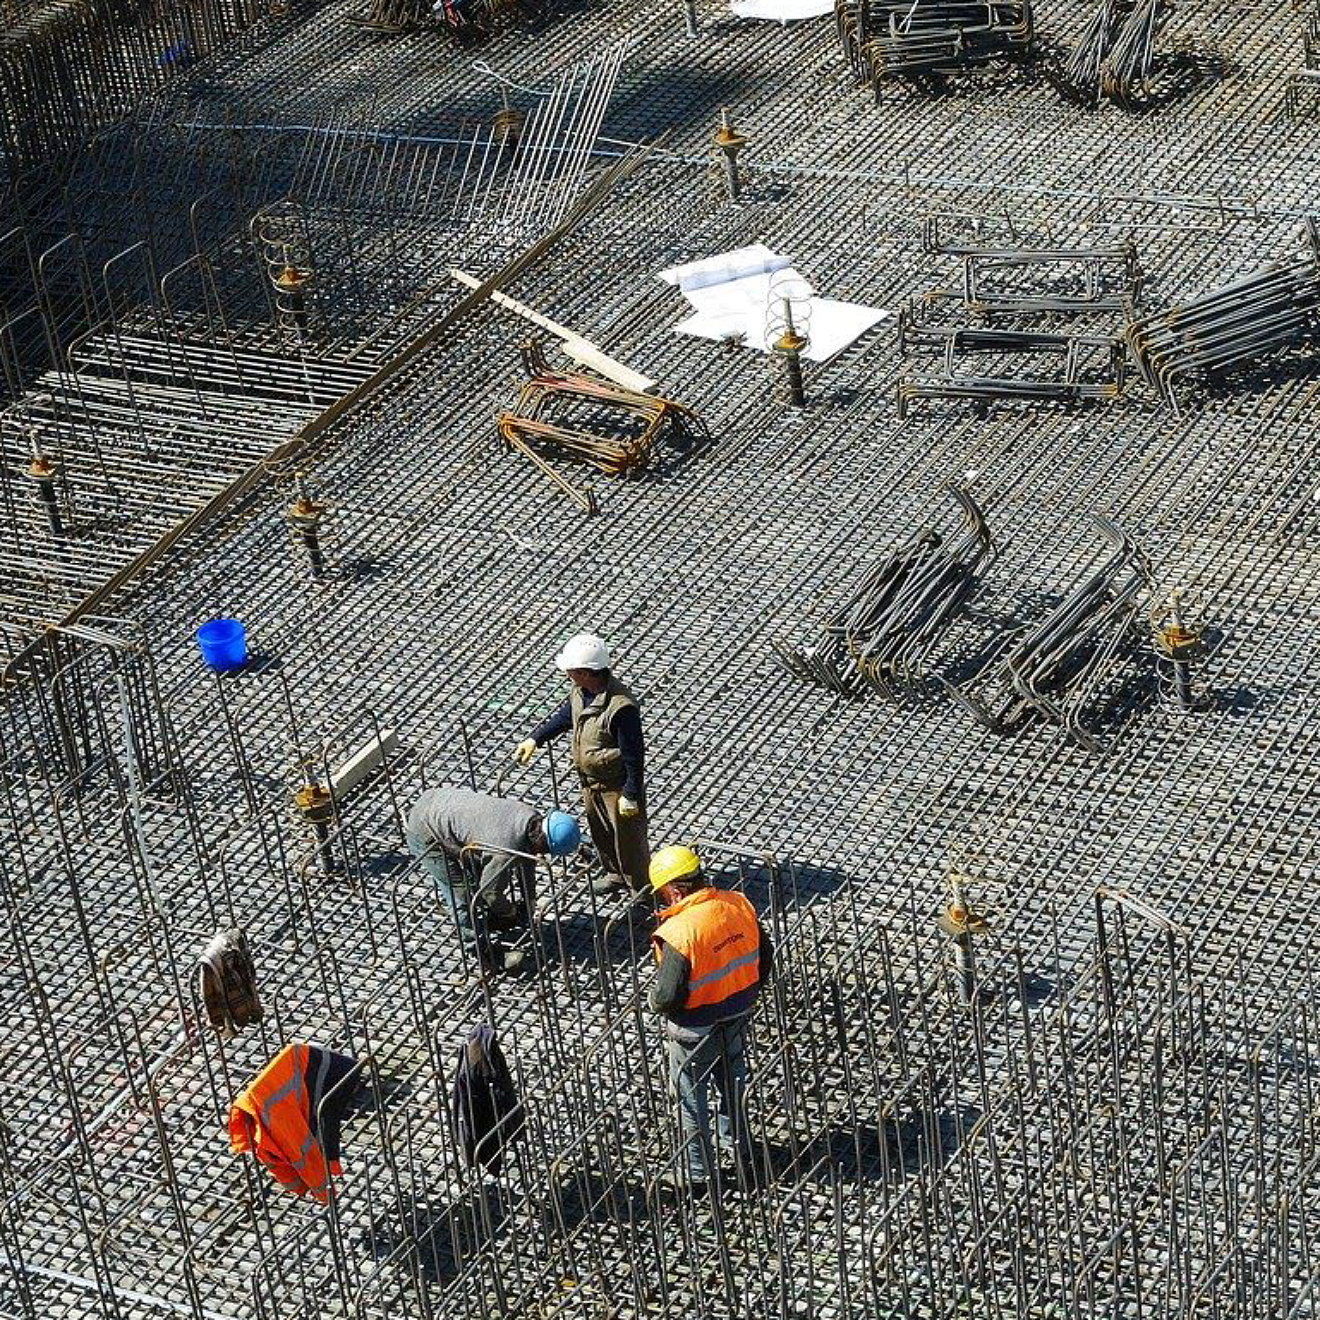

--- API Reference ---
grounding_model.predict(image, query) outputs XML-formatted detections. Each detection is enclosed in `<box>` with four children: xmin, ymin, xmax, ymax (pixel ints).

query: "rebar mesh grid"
<box><xmin>2</xmin><ymin>0</ymin><xmax>1320</xmax><ymax>1317</ymax></box>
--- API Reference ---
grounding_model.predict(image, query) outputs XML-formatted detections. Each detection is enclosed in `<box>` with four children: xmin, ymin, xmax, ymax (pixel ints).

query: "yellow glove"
<box><xmin>515</xmin><ymin>738</ymin><xmax>538</xmax><ymax>765</ymax></box>
<box><xmin>618</xmin><ymin>795</ymin><xmax>641</xmax><ymax>818</ymax></box>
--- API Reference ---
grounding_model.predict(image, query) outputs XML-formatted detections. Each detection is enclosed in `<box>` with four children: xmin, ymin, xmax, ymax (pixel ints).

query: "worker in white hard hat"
<box><xmin>514</xmin><ymin>632</ymin><xmax>650</xmax><ymax>896</ymax></box>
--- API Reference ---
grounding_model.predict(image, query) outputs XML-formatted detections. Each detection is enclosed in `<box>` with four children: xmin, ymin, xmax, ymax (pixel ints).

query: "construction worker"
<box><xmin>405</xmin><ymin>785</ymin><xmax>580</xmax><ymax>973</ymax></box>
<box><xmin>648</xmin><ymin>845</ymin><xmax>773</xmax><ymax>1191</ymax></box>
<box><xmin>514</xmin><ymin>632</ymin><xmax>649</xmax><ymax>896</ymax></box>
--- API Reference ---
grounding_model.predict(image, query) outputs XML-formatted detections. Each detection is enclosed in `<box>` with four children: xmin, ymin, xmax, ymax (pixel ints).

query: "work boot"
<box><xmin>498</xmin><ymin>945</ymin><xmax>531</xmax><ymax>974</ymax></box>
<box><xmin>484</xmin><ymin>905</ymin><xmax>523</xmax><ymax>932</ymax></box>
<box><xmin>591</xmin><ymin>872</ymin><xmax>628</xmax><ymax>897</ymax></box>
<box><xmin>659</xmin><ymin>1167</ymin><xmax>708</xmax><ymax>1197</ymax></box>
<box><xmin>474</xmin><ymin>944</ymin><xmax>531</xmax><ymax>976</ymax></box>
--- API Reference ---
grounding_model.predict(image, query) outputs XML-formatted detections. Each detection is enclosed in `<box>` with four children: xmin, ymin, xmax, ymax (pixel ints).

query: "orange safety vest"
<box><xmin>229</xmin><ymin>1043</ymin><xmax>340</xmax><ymax>1202</ymax></box>
<box><xmin>653</xmin><ymin>887</ymin><xmax>762</xmax><ymax>1026</ymax></box>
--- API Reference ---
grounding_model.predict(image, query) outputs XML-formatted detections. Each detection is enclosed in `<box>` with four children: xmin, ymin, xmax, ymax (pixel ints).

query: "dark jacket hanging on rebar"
<box><xmin>198</xmin><ymin>927</ymin><xmax>263</xmax><ymax>1038</ymax></box>
<box><xmin>451</xmin><ymin>1024</ymin><xmax>523</xmax><ymax>1173</ymax></box>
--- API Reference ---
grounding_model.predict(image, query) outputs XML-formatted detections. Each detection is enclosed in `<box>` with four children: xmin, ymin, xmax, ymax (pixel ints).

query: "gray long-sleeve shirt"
<box><xmin>406</xmin><ymin>787</ymin><xmax>540</xmax><ymax>904</ymax></box>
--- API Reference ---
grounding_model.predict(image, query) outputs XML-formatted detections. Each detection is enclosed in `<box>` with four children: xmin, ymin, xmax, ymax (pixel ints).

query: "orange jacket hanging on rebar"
<box><xmin>228</xmin><ymin>1043</ymin><xmax>353</xmax><ymax>1202</ymax></box>
<box><xmin>652</xmin><ymin>888</ymin><xmax>763</xmax><ymax>1027</ymax></box>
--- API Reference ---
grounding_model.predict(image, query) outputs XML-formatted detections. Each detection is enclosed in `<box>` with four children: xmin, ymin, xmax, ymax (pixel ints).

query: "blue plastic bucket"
<box><xmin>196</xmin><ymin>618</ymin><xmax>248</xmax><ymax>671</ymax></box>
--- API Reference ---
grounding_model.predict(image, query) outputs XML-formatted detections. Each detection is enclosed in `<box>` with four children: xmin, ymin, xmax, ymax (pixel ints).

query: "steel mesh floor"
<box><xmin>3</xmin><ymin>0</ymin><xmax>1320</xmax><ymax>1316</ymax></box>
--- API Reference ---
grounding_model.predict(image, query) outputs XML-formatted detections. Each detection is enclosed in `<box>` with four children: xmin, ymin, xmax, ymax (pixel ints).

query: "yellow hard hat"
<box><xmin>649</xmin><ymin>844</ymin><xmax>702</xmax><ymax>892</ymax></box>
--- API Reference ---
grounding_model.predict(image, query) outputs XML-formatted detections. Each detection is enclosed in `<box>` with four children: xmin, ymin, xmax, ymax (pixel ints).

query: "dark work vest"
<box><xmin>570</xmin><ymin>675</ymin><xmax>638</xmax><ymax>790</ymax></box>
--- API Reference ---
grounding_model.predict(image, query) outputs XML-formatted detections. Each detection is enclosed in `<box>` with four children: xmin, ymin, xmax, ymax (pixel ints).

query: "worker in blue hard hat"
<box><xmin>405</xmin><ymin>786</ymin><xmax>580</xmax><ymax>974</ymax></box>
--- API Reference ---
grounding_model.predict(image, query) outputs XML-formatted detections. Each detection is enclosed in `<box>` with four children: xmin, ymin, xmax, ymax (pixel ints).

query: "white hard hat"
<box><xmin>555</xmin><ymin>632</ymin><xmax>611</xmax><ymax>672</ymax></box>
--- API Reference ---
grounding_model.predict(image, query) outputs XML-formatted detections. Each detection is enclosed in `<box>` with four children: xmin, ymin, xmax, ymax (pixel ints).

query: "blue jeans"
<box><xmin>665</xmin><ymin>1019</ymin><xmax>749</xmax><ymax>1181</ymax></box>
<box><xmin>406</xmin><ymin>829</ymin><xmax>483</xmax><ymax>955</ymax></box>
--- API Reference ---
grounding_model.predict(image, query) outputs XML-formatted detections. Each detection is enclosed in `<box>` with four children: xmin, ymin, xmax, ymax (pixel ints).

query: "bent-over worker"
<box><xmin>514</xmin><ymin>632</ymin><xmax>649</xmax><ymax>896</ymax></box>
<box><xmin>648</xmin><ymin>845</ymin><xmax>773</xmax><ymax>1190</ymax></box>
<box><xmin>405</xmin><ymin>786</ymin><xmax>580</xmax><ymax>974</ymax></box>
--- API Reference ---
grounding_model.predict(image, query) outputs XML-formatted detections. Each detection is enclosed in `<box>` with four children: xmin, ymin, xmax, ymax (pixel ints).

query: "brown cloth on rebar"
<box><xmin>198</xmin><ymin>928</ymin><xmax>263</xmax><ymax>1038</ymax></box>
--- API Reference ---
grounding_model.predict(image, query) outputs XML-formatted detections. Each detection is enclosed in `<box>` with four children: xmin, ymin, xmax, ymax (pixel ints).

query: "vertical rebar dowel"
<box><xmin>295</xmin><ymin>767</ymin><xmax>336</xmax><ymax>876</ymax></box>
<box><xmin>276</xmin><ymin>257</ymin><xmax>311</xmax><ymax>331</ymax></box>
<box><xmin>952</xmin><ymin>932</ymin><xmax>975</xmax><ymax>1005</ymax></box>
<box><xmin>713</xmin><ymin>108</ymin><xmax>747</xmax><ymax>203</ymax></box>
<box><xmin>1154</xmin><ymin>588</ymin><xmax>1203</xmax><ymax>712</ymax></box>
<box><xmin>950</xmin><ymin>874</ymin><xmax>974</xmax><ymax>1004</ymax></box>
<box><xmin>720</xmin><ymin>148</ymin><xmax>739</xmax><ymax>202</ymax></box>
<box><xmin>494</xmin><ymin>87</ymin><xmax>524</xmax><ymax>157</ymax></box>
<box><xmin>287</xmin><ymin>472</ymin><xmax>326</xmax><ymax>578</ymax></box>
<box><xmin>314</xmin><ymin>819</ymin><xmax>332</xmax><ymax>873</ymax></box>
<box><xmin>774</xmin><ymin>300</ymin><xmax>807</xmax><ymax>408</ymax></box>
<box><xmin>941</xmin><ymin>873</ymin><xmax>985</xmax><ymax>1006</ymax></box>
<box><xmin>28</xmin><ymin>441</ymin><xmax>64</xmax><ymax>538</ymax></box>
<box><xmin>1169</xmin><ymin>593</ymin><xmax>1193</xmax><ymax>709</ymax></box>
<box><xmin>683</xmin><ymin>0</ymin><xmax>698</xmax><ymax>37</ymax></box>
<box><xmin>1171</xmin><ymin>662</ymin><xmax>1193</xmax><ymax>709</ymax></box>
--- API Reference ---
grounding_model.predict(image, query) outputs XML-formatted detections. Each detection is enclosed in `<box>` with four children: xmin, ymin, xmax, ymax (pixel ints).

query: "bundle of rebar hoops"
<box><xmin>771</xmin><ymin>485</ymin><xmax>994</xmax><ymax>698</ymax></box>
<box><xmin>1058</xmin><ymin>0</ymin><xmax>1175</xmax><ymax>106</ymax></box>
<box><xmin>945</xmin><ymin>514</ymin><xmax>1152</xmax><ymax>750</ymax></box>
<box><xmin>1126</xmin><ymin>223</ymin><xmax>1320</xmax><ymax>415</ymax></box>
<box><xmin>497</xmin><ymin>340</ymin><xmax>708</xmax><ymax>514</ymax></box>
<box><xmin>773</xmin><ymin>497</ymin><xmax>1156</xmax><ymax>749</ymax></box>
<box><xmin>835</xmin><ymin>0</ymin><xmax>1034</xmax><ymax>95</ymax></box>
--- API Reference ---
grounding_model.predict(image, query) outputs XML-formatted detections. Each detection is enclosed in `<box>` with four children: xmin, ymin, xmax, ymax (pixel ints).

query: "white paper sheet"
<box><xmin>730</xmin><ymin>0</ymin><xmax>834</xmax><ymax>20</ymax></box>
<box><xmin>797</xmin><ymin>298</ymin><xmax>890</xmax><ymax>363</ymax></box>
<box><xmin>659</xmin><ymin>246</ymin><xmax>889</xmax><ymax>363</ymax></box>
<box><xmin>685</xmin><ymin>267</ymin><xmax>810</xmax><ymax>327</ymax></box>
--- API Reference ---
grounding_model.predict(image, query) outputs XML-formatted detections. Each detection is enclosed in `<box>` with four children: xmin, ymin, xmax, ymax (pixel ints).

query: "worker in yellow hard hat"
<box><xmin>648</xmin><ymin>845</ymin><xmax>773</xmax><ymax>1192</ymax></box>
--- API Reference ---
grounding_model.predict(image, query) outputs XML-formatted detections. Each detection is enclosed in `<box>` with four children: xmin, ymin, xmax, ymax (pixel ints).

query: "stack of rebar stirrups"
<box><xmin>945</xmin><ymin>514</ymin><xmax>1153</xmax><ymax>751</ymax></box>
<box><xmin>774</xmin><ymin>493</ymin><xmax>1160</xmax><ymax>750</ymax></box>
<box><xmin>1056</xmin><ymin>0</ymin><xmax>1176</xmax><ymax>107</ymax></box>
<box><xmin>771</xmin><ymin>485</ymin><xmax>994</xmax><ymax>699</ymax></box>
<box><xmin>898</xmin><ymin>215</ymin><xmax>1138</xmax><ymax>417</ymax></box>
<box><xmin>835</xmin><ymin>0</ymin><xmax>1034</xmax><ymax>97</ymax></box>
<box><xmin>1126</xmin><ymin>222</ymin><xmax>1320</xmax><ymax>415</ymax></box>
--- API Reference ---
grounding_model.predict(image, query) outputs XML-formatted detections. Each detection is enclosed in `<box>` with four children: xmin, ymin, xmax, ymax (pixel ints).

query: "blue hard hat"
<box><xmin>544</xmin><ymin>811</ymin><xmax>581</xmax><ymax>857</ymax></box>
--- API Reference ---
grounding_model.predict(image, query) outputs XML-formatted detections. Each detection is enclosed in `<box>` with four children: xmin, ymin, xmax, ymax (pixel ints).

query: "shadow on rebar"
<box><xmin>601</xmin><ymin>65</ymin><xmax>759</xmax><ymax>142</ymax></box>
<box><xmin>363</xmin><ymin>1185</ymin><xmax>511</xmax><ymax>1285</ymax></box>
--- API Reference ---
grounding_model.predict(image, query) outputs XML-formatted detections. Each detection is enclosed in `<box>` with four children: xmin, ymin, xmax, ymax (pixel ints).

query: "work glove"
<box><xmin>618</xmin><ymin>795</ymin><xmax>641</xmax><ymax>818</ymax></box>
<box><xmin>515</xmin><ymin>738</ymin><xmax>538</xmax><ymax>765</ymax></box>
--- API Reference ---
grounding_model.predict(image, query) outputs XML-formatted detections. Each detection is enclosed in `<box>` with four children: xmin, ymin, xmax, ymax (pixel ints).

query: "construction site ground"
<box><xmin>1</xmin><ymin>0</ymin><xmax>1319</xmax><ymax>1317</ymax></box>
